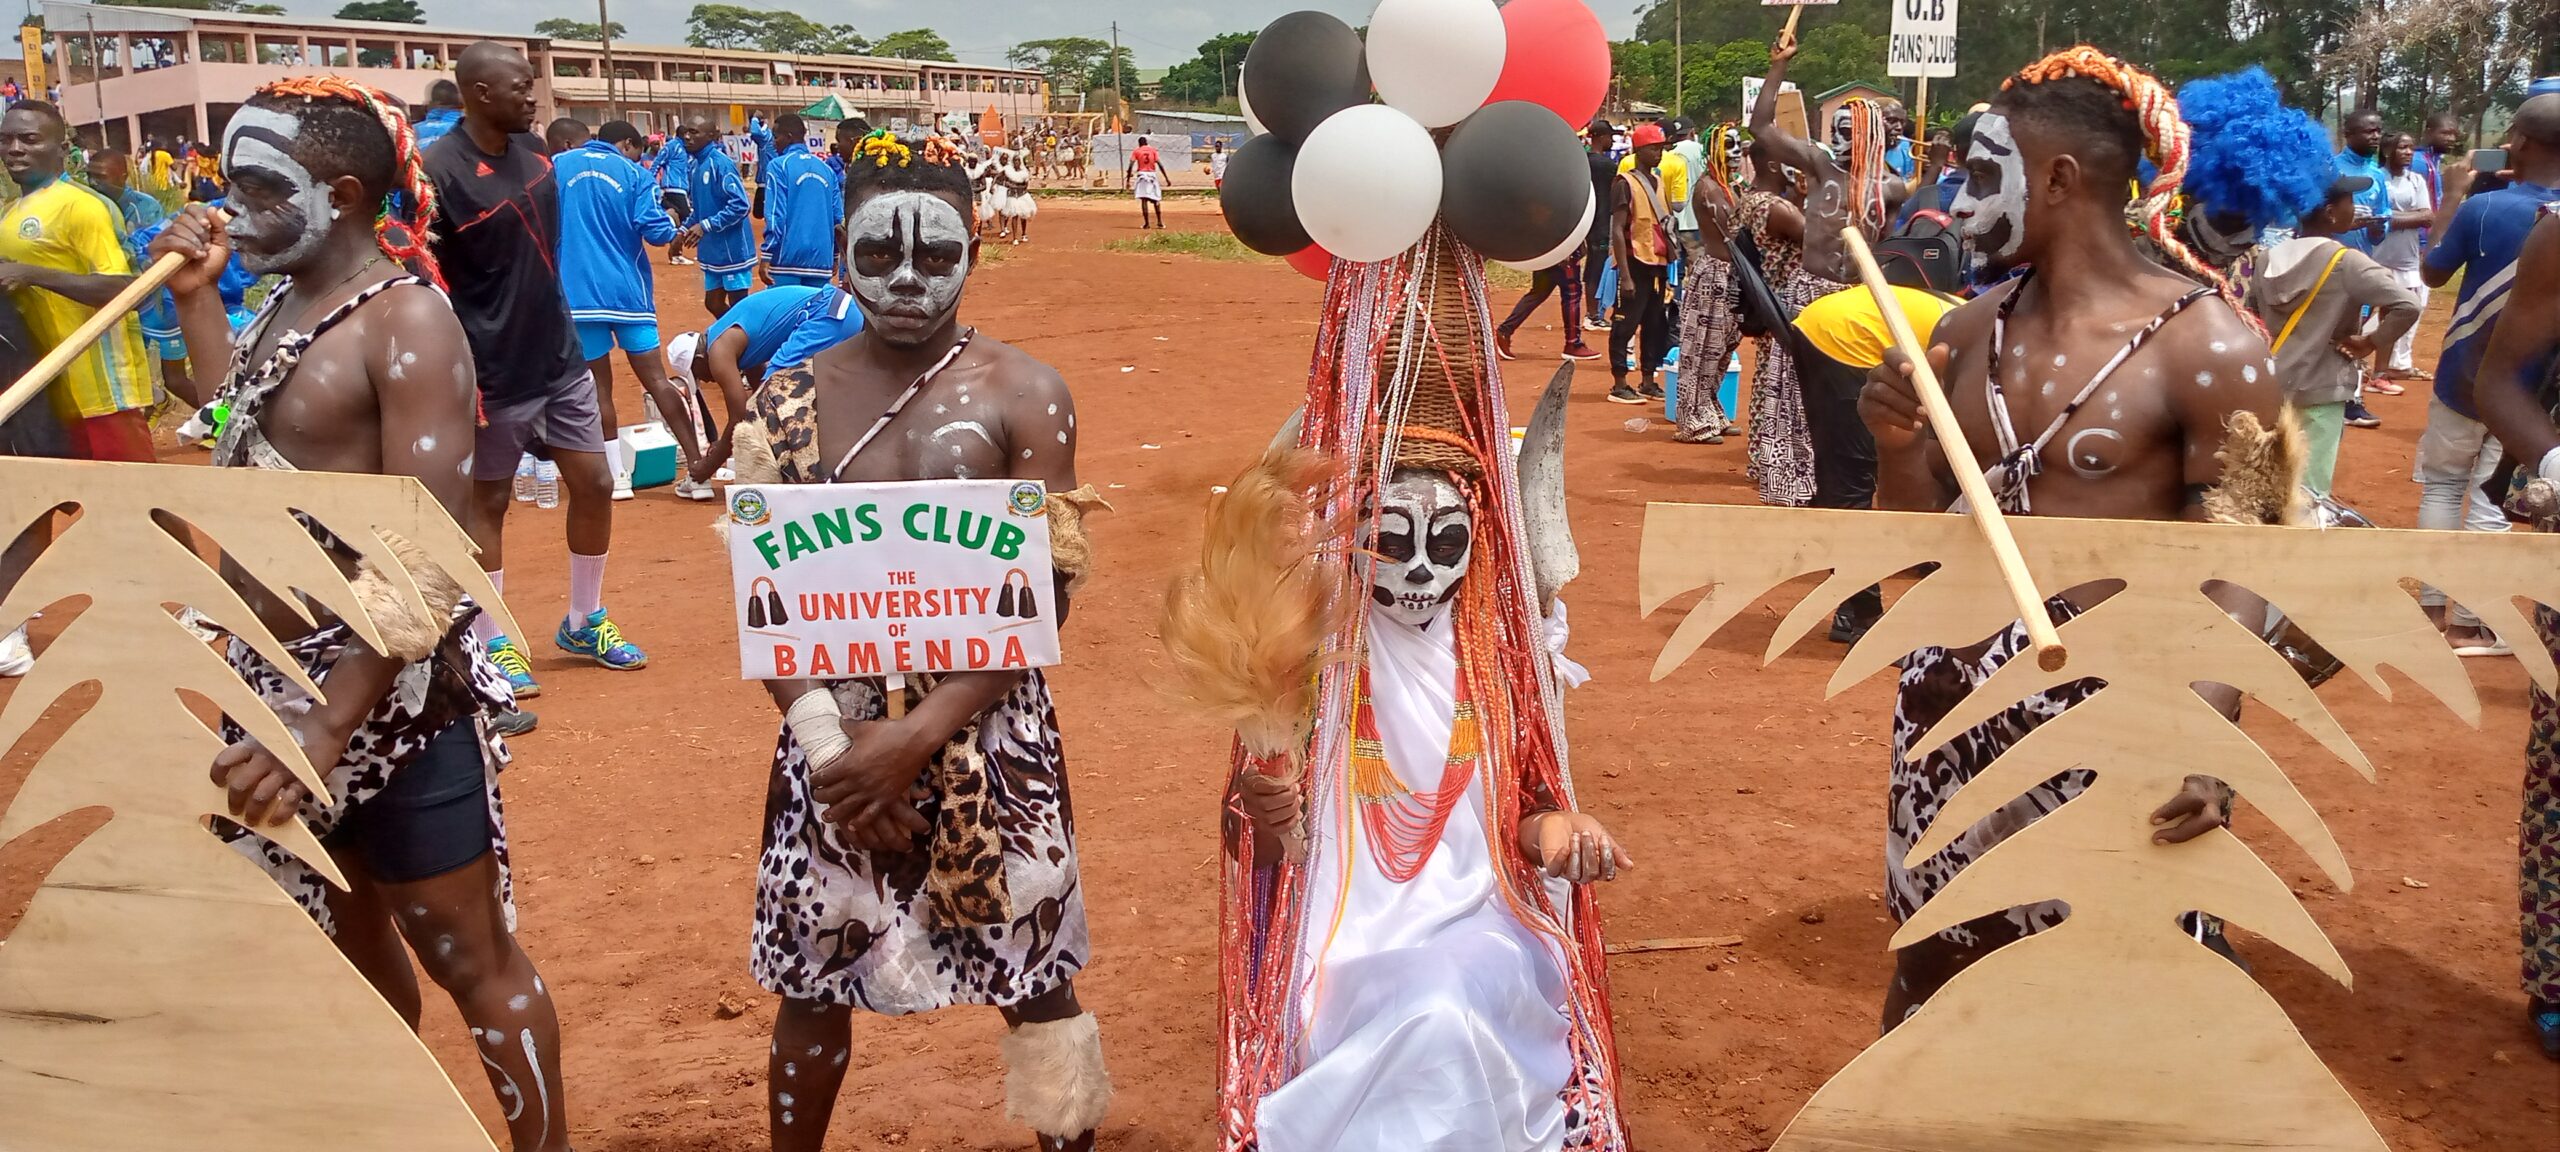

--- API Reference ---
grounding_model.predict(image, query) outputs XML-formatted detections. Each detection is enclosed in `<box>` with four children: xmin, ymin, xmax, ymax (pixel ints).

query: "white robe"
<box><xmin>1257</xmin><ymin>607</ymin><xmax>1575</xmax><ymax>1152</ymax></box>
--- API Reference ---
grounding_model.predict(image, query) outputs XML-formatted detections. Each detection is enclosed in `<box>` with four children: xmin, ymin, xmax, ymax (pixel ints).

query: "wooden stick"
<box><xmin>1915</xmin><ymin>75</ymin><xmax>1929</xmax><ymax>140</ymax></box>
<box><xmin>0</xmin><ymin>243</ymin><xmax>199</xmax><ymax>426</ymax></box>
<box><xmin>1781</xmin><ymin>4</ymin><xmax>1804</xmax><ymax>39</ymax></box>
<box><xmin>1839</xmin><ymin>227</ymin><xmax>2069</xmax><ymax>672</ymax></box>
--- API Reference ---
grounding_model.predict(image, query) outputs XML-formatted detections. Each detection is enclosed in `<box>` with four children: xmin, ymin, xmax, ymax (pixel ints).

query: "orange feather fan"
<box><xmin>1160</xmin><ymin>446</ymin><xmax>1349</xmax><ymax>765</ymax></box>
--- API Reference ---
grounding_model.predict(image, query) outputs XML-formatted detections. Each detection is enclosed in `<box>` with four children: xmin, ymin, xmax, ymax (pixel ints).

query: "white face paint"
<box><xmin>1363</xmin><ymin>469</ymin><xmax>1473</xmax><ymax>628</ymax></box>
<box><xmin>1951</xmin><ymin>112</ymin><xmax>2029</xmax><ymax>265</ymax></box>
<box><xmin>2066</xmin><ymin>427</ymin><xmax>2126</xmax><ymax>479</ymax></box>
<box><xmin>222</xmin><ymin>106</ymin><xmax>334</xmax><ymax>274</ymax></box>
<box><xmin>845</xmin><ymin>189</ymin><xmax>974</xmax><ymax>346</ymax></box>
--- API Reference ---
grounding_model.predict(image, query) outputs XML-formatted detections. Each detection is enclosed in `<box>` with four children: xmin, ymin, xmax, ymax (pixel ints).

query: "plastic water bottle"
<box><xmin>1622</xmin><ymin>418</ymin><xmax>1652</xmax><ymax>434</ymax></box>
<box><xmin>512</xmin><ymin>454</ymin><xmax>537</xmax><ymax>502</ymax></box>
<box><xmin>534</xmin><ymin>460</ymin><xmax>561</xmax><ymax>509</ymax></box>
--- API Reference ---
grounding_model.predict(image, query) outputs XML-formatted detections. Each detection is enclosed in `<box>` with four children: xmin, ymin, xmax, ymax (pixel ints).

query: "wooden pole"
<box><xmin>0</xmin><ymin>244</ymin><xmax>199</xmax><ymax>427</ymax></box>
<box><xmin>1782</xmin><ymin>4</ymin><xmax>1805</xmax><ymax>39</ymax></box>
<box><xmin>1839</xmin><ymin>227</ymin><xmax>2069</xmax><ymax>671</ymax></box>
<box><xmin>1915</xmin><ymin>75</ymin><xmax>1929</xmax><ymax>138</ymax></box>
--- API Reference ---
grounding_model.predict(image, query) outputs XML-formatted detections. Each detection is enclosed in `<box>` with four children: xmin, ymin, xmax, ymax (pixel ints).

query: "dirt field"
<box><xmin>5</xmin><ymin>196</ymin><xmax>2557</xmax><ymax>1151</ymax></box>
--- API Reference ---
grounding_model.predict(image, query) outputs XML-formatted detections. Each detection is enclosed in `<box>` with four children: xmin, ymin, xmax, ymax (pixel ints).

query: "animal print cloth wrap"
<box><xmin>215</xmin><ymin>609</ymin><xmax>519</xmax><ymax>938</ymax></box>
<box><xmin>1887</xmin><ymin>597</ymin><xmax>2098</xmax><ymax>949</ymax></box>
<box><xmin>1673</xmin><ymin>251</ymin><xmax>1739</xmax><ymax>442</ymax></box>
<box><xmin>2529</xmin><ymin>604</ymin><xmax>2560</xmax><ymax>1004</ymax></box>
<box><xmin>745</xmin><ymin>361</ymin><xmax>1091</xmax><ymax>1013</ymax></box>
<box><xmin>1736</xmin><ymin>189</ymin><xmax>1824</xmax><ymax>507</ymax></box>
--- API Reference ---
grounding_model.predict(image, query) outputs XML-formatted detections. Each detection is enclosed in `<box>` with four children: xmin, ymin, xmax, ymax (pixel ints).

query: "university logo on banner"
<box><xmin>726</xmin><ymin>479</ymin><xmax>1062</xmax><ymax>680</ymax></box>
<box><xmin>1889</xmin><ymin>0</ymin><xmax>1960</xmax><ymax>79</ymax></box>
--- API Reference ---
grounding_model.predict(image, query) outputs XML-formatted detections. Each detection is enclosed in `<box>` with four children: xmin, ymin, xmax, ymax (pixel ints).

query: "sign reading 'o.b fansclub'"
<box><xmin>725</xmin><ymin>479</ymin><xmax>1061</xmax><ymax>680</ymax></box>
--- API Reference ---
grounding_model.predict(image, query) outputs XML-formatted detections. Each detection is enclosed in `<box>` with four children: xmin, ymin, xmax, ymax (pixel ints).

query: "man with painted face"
<box><xmin>428</xmin><ymin>40</ymin><xmax>649</xmax><ymax>715</ymax></box>
<box><xmin>0</xmin><ymin>101</ymin><xmax>155</xmax><ymax>462</ymax></box>
<box><xmin>718</xmin><ymin>131</ymin><xmax>1110</xmax><ymax>1152</ymax></box>
<box><xmin>147</xmin><ymin>75</ymin><xmax>570</xmax><ymax>1152</ymax></box>
<box><xmin>1750</xmin><ymin>31</ymin><xmax>1902</xmax><ymax>286</ymax></box>
<box><xmin>676</xmin><ymin>111</ymin><xmax>754</xmax><ymax>316</ymax></box>
<box><xmin>1861</xmin><ymin>49</ymin><xmax>2290</xmax><ymax>1029</ymax></box>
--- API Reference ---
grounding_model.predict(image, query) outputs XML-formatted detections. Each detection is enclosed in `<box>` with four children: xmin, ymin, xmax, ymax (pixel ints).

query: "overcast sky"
<box><xmin>250</xmin><ymin>1</ymin><xmax>1645</xmax><ymax>69</ymax></box>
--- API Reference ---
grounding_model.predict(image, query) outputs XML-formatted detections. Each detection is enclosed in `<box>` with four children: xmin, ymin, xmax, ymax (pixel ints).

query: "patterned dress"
<box><xmin>1736</xmin><ymin>189</ymin><xmax>1824</xmax><ymax>507</ymax></box>
<box><xmin>1671</xmin><ymin>249</ymin><xmax>1737</xmax><ymax>443</ymax></box>
<box><xmin>742</xmin><ymin>362</ymin><xmax>1090</xmax><ymax>1015</ymax></box>
<box><xmin>2528</xmin><ymin>604</ymin><xmax>2560</xmax><ymax>1008</ymax></box>
<box><xmin>207</xmin><ymin>277</ymin><xmax>519</xmax><ymax>937</ymax></box>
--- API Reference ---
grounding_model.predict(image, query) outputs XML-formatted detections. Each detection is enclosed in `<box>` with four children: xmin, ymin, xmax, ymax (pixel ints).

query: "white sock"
<box><xmin>565</xmin><ymin>552</ymin><xmax>606</xmax><ymax>631</ymax></box>
<box><xmin>472</xmin><ymin>569</ymin><xmax>508</xmax><ymax>646</ymax></box>
<box><xmin>603</xmin><ymin>437</ymin><xmax>624</xmax><ymax>477</ymax></box>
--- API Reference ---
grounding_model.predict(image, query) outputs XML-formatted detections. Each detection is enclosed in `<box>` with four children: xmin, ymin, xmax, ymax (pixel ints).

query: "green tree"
<box><xmin>872</xmin><ymin>28</ymin><xmax>955</xmax><ymax>61</ymax></box>
<box><xmin>685</xmin><ymin>3</ymin><xmax>764</xmax><ymax>50</ymax></box>
<box><xmin>1008</xmin><ymin>36</ymin><xmax>1112</xmax><ymax>93</ymax></box>
<box><xmin>1156</xmin><ymin>31</ymin><xmax>1256</xmax><ymax>106</ymax></box>
<box><xmin>1083</xmin><ymin>44</ymin><xmax>1137</xmax><ymax>95</ymax></box>
<box><xmin>333</xmin><ymin>0</ymin><xmax>425</xmax><ymax>23</ymax></box>
<box><xmin>532</xmin><ymin>18</ymin><xmax>626</xmax><ymax>42</ymax></box>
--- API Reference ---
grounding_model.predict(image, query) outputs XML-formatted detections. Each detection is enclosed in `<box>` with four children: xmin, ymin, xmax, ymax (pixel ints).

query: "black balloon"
<box><xmin>1242</xmin><ymin>11</ymin><xmax>1372</xmax><ymax>147</ymax></box>
<box><xmin>1440</xmin><ymin>101</ymin><xmax>1594</xmax><ymax>263</ymax></box>
<box><xmin>1220</xmin><ymin>135</ymin><xmax>1313</xmax><ymax>257</ymax></box>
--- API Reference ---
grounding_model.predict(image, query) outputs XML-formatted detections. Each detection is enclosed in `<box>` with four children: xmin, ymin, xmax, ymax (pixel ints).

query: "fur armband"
<box><xmin>2200</xmin><ymin>408</ymin><xmax>2310</xmax><ymax>527</ymax></box>
<box><xmin>1044</xmin><ymin>485</ymin><xmax>1112</xmax><ymax>595</ymax></box>
<box><xmin>347</xmin><ymin>529</ymin><xmax>466</xmax><ymax>663</ymax></box>
<box><xmin>1001</xmin><ymin>1013</ymin><xmax>1112</xmax><ymax>1139</ymax></box>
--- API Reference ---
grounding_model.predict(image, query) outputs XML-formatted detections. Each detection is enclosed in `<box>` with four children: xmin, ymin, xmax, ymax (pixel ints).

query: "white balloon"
<box><xmin>1366</xmin><ymin>0</ymin><xmax>1508</xmax><ymax>128</ymax></box>
<box><xmin>1494</xmin><ymin>185</ymin><xmax>1595</xmax><ymax>271</ymax></box>
<box><xmin>1239</xmin><ymin>61</ymin><xmax>1267</xmax><ymax>136</ymax></box>
<box><xmin>1293</xmin><ymin>105</ymin><xmax>1443</xmax><ymax>263</ymax></box>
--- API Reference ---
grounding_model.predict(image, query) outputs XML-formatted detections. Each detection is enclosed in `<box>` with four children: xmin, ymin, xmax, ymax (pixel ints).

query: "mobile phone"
<box><xmin>2470</xmin><ymin>147</ymin><xmax>2508</xmax><ymax>173</ymax></box>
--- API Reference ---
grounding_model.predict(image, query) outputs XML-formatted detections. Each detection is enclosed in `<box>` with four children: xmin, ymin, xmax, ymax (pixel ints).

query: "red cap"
<box><xmin>1629</xmin><ymin>123</ymin><xmax>1667</xmax><ymax>148</ymax></box>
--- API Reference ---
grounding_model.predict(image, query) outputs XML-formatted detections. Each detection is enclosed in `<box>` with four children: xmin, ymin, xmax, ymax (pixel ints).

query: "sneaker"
<box><xmin>1639</xmin><ymin>379</ymin><xmax>1665</xmax><ymax>401</ymax></box>
<box><xmin>0</xmin><ymin>624</ymin><xmax>32</xmax><ymax>677</ymax></box>
<box><xmin>611</xmin><ymin>467</ymin><xmax>635</xmax><ymax>502</ymax></box>
<box><xmin>557</xmin><ymin>608</ymin><xmax>648</xmax><ymax>670</ymax></box>
<box><xmin>486</xmin><ymin>634</ymin><xmax>541</xmax><ymax>699</ymax></box>
<box><xmin>1606</xmin><ymin>383</ymin><xmax>1646</xmax><ymax>405</ymax></box>
<box><xmin>513</xmin><ymin>454</ymin><xmax>537</xmax><ymax>503</ymax></box>
<box><xmin>714</xmin><ymin>465</ymin><xmax>737</xmax><ymax>483</ymax></box>
<box><xmin>2366</xmin><ymin>378</ymin><xmax>2406</xmax><ymax>396</ymax></box>
<box><xmin>2532</xmin><ymin>1000</ymin><xmax>2560</xmax><ymax>1061</ymax></box>
<box><xmin>1494</xmin><ymin>331</ymin><xmax>1518</xmax><ymax>361</ymax></box>
<box><xmin>1561</xmin><ymin>341</ymin><xmax>1602</xmax><ymax>362</ymax></box>
<box><xmin>673</xmin><ymin>473</ymin><xmax>718</xmax><ymax>502</ymax></box>
<box><xmin>670</xmin><ymin>254</ymin><xmax>696</xmax><ymax>266</ymax></box>
<box><xmin>489</xmin><ymin>708</ymin><xmax>539</xmax><ymax>738</ymax></box>
<box><xmin>533</xmin><ymin>460</ymin><xmax>561</xmax><ymax>509</ymax></box>
<box><xmin>1582</xmin><ymin>316</ymin><xmax>1611</xmax><ymax>333</ymax></box>
<box><xmin>2344</xmin><ymin>401</ymin><xmax>2381</xmax><ymax>429</ymax></box>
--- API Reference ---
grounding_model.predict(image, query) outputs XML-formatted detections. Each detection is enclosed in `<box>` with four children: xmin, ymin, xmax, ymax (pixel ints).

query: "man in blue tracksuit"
<box><xmin>653</xmin><ymin>131</ymin><xmax>695</xmax><ymax>265</ymax></box>
<box><xmin>745</xmin><ymin>112</ymin><xmax>776</xmax><ymax>219</ymax></box>
<box><xmin>757</xmin><ymin>113</ymin><xmax>841</xmax><ymax>289</ymax></box>
<box><xmin>677</xmin><ymin>113</ymin><xmax>754</xmax><ymax>318</ymax></box>
<box><xmin>558</xmin><ymin>119</ymin><xmax>710</xmax><ymax>500</ymax></box>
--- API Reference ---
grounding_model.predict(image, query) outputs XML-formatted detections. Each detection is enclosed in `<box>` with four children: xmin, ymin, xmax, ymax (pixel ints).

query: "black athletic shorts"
<box><xmin>661</xmin><ymin>189</ymin><xmax>691</xmax><ymax>217</ymax></box>
<box><xmin>323</xmin><ymin>719</ymin><xmax>491</xmax><ymax>883</ymax></box>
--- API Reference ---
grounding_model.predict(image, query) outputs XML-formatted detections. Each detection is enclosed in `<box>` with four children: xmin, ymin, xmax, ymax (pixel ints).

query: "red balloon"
<box><xmin>1484</xmin><ymin>0</ymin><xmax>1609</xmax><ymax>128</ymax></box>
<box><xmin>1283</xmin><ymin>244</ymin><xmax>1333</xmax><ymax>281</ymax></box>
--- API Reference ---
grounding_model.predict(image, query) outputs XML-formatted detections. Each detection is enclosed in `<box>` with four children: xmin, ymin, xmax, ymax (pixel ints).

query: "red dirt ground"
<box><xmin>4</xmin><ymin>196</ymin><xmax>2557</xmax><ymax>1151</ymax></box>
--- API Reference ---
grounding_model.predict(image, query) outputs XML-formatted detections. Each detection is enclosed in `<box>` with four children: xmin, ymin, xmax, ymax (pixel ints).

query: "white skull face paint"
<box><xmin>222</xmin><ymin>106</ymin><xmax>334</xmax><ymax>275</ymax></box>
<box><xmin>1364</xmin><ymin>469</ymin><xmax>1473</xmax><ymax>628</ymax></box>
<box><xmin>1951</xmin><ymin>112</ymin><xmax>2029</xmax><ymax>265</ymax></box>
<box><xmin>845</xmin><ymin>189</ymin><xmax>973</xmax><ymax>345</ymax></box>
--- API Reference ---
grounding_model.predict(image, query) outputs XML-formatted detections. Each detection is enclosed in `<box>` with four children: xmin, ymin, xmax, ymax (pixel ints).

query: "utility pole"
<box><xmin>1674</xmin><ymin>0</ymin><xmax>1683</xmax><ymax>116</ymax></box>
<box><xmin>1110</xmin><ymin>21</ymin><xmax>1123</xmax><ymax>121</ymax></box>
<box><xmin>599</xmin><ymin>0</ymin><xmax>620</xmax><ymax>122</ymax></box>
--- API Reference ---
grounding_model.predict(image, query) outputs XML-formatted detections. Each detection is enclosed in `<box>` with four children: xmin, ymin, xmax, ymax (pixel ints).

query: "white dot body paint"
<box><xmin>782</xmin><ymin>1112</ymin><xmax>795</xmax><ymax>1126</ymax></box>
<box><xmin>1951</xmin><ymin>112</ymin><xmax>2030</xmax><ymax>263</ymax></box>
<box><xmin>1046</xmin><ymin>403</ymin><xmax>1058</xmax><ymax>415</ymax></box>
<box><xmin>2052</xmin><ymin>354</ymin><xmax>2066</xmax><ymax>368</ymax></box>
<box><xmin>414</xmin><ymin>434</ymin><xmax>436</xmax><ymax>454</ymax></box>
<box><xmin>1066</xmin><ymin>413</ymin><xmax>1074</xmax><ymax>428</ymax></box>
<box><xmin>806</xmin><ymin>1044</ymin><xmax>823</xmax><ymax>1057</ymax></box>
<box><xmin>2242</xmin><ymin>364</ymin><xmax>2259</xmax><ymax>383</ymax></box>
<box><xmin>436</xmin><ymin>935</ymin><xmax>455</xmax><ymax>958</ymax></box>
<box><xmin>2195</xmin><ymin>371</ymin><xmax>2215</xmax><ymax>388</ymax></box>
<box><xmin>2040</xmin><ymin>380</ymin><xmax>2055</xmax><ymax>397</ymax></box>
<box><xmin>411</xmin><ymin>904</ymin><xmax>429</xmax><ymax>918</ymax></box>
<box><xmin>457</xmin><ymin>454</ymin><xmax>474</xmax><ymax>476</ymax></box>
<box><xmin>831</xmin><ymin>1050</ymin><xmax>847</xmax><ymax>1067</ymax></box>
<box><xmin>779</xmin><ymin>1092</ymin><xmax>797</xmax><ymax>1107</ymax></box>
<box><xmin>783</xmin><ymin>1062</ymin><xmax>797</xmax><ymax>1078</ymax></box>
<box><xmin>509</xmin><ymin>994</ymin><xmax>530</xmax><ymax>1012</ymax></box>
<box><xmin>1056</xmin><ymin>430</ymin><xmax>1068</xmax><ymax>444</ymax></box>
<box><xmin>1021</xmin><ymin>448</ymin><xmax>1033</xmax><ymax>459</ymax></box>
<box><xmin>221</xmin><ymin>106</ymin><xmax>335</xmax><ymax>274</ymax></box>
<box><xmin>534</xmin><ymin>975</ymin><xmax>543</xmax><ymax>994</ymax></box>
<box><xmin>2209</xmin><ymin>340</ymin><xmax>2228</xmax><ymax>353</ymax></box>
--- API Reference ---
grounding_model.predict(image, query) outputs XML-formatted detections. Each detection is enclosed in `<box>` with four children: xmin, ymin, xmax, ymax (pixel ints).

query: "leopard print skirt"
<box><xmin>1887</xmin><ymin>599</ymin><xmax>2097</xmax><ymax>950</ymax></box>
<box><xmin>216</xmin><ymin>605</ymin><xmax>519</xmax><ymax>938</ymax></box>
<box><xmin>753</xmin><ymin>670</ymin><xmax>1088</xmax><ymax>1015</ymax></box>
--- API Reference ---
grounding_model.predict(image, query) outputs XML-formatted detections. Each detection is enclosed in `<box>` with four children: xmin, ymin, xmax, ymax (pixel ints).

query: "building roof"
<box><xmin>546</xmin><ymin>39</ymin><xmax>925</xmax><ymax>74</ymax></box>
<box><xmin>40</xmin><ymin>2</ymin><xmax>532</xmax><ymax>42</ymax></box>
<box><xmin>1815</xmin><ymin>81</ymin><xmax>1896</xmax><ymax>102</ymax></box>
<box><xmin>1135</xmin><ymin>110</ymin><xmax>1248</xmax><ymax>124</ymax></box>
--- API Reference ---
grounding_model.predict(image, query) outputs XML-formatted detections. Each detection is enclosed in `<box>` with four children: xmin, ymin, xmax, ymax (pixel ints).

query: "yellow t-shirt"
<box><xmin>1792</xmin><ymin>284</ymin><xmax>1961</xmax><ymax>371</ymax></box>
<box><xmin>1618</xmin><ymin>150</ymin><xmax>1690</xmax><ymax>223</ymax></box>
<box><xmin>0</xmin><ymin>180</ymin><xmax>155</xmax><ymax>419</ymax></box>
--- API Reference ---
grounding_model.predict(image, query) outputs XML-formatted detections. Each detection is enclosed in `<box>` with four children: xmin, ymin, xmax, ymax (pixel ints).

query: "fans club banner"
<box><xmin>726</xmin><ymin>479</ymin><xmax>1062</xmax><ymax>680</ymax></box>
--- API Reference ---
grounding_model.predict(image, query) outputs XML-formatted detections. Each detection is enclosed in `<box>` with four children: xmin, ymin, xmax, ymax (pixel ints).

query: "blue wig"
<box><xmin>2176</xmin><ymin>67</ymin><xmax>2332</xmax><ymax>229</ymax></box>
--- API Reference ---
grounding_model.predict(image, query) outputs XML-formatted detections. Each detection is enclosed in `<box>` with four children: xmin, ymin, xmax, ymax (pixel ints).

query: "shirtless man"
<box><xmin>148</xmin><ymin>76</ymin><xmax>568</xmax><ymax>1151</ymax></box>
<box><xmin>1859</xmin><ymin>50</ymin><xmax>2280</xmax><ymax>1029</ymax></box>
<box><xmin>722</xmin><ymin>131</ymin><xmax>1108</xmax><ymax>1152</ymax></box>
<box><xmin>1750</xmin><ymin>30</ymin><xmax>1904</xmax><ymax>285</ymax></box>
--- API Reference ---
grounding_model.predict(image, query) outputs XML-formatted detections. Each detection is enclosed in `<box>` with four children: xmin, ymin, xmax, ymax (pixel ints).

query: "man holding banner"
<box><xmin>717</xmin><ymin>129</ymin><xmax>1113</xmax><ymax>1152</ymax></box>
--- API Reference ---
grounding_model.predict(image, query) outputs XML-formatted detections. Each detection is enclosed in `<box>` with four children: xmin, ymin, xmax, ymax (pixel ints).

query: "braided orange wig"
<box><xmin>2002</xmin><ymin>47</ymin><xmax>2248</xmax><ymax>325</ymax></box>
<box><xmin>251</xmin><ymin>75</ymin><xmax>443</xmax><ymax>287</ymax></box>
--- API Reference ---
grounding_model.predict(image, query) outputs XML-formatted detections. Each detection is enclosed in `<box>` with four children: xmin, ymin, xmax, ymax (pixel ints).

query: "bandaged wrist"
<box><xmin>786</xmin><ymin>690</ymin><xmax>852</xmax><ymax>766</ymax></box>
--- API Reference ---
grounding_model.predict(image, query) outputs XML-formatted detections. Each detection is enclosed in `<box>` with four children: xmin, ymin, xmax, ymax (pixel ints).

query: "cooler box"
<box><xmin>618</xmin><ymin>422</ymin><xmax>678</xmax><ymax>489</ymax></box>
<box><xmin>1662</xmin><ymin>352</ymin><xmax>1741</xmax><ymax>424</ymax></box>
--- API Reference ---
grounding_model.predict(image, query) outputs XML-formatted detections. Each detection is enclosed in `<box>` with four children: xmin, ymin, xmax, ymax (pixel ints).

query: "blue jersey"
<box><xmin>686</xmin><ymin>144</ymin><xmax>754</xmax><ymax>275</ymax></box>
<box><xmin>653</xmin><ymin>137</ymin><xmax>693</xmax><ymax>193</ymax></box>
<box><xmin>707</xmin><ymin>285</ymin><xmax>834</xmax><ymax>373</ymax></box>
<box><xmin>746</xmin><ymin>117</ymin><xmax>776</xmax><ymax>181</ymax></box>
<box><xmin>759</xmin><ymin>144</ymin><xmax>842</xmax><ymax>280</ymax></box>
<box><xmin>2426</xmin><ymin>180</ymin><xmax>2560</xmax><ymax>417</ymax></box>
<box><xmin>413</xmin><ymin>107</ymin><xmax>461</xmax><ymax>153</ymax></box>
<box><xmin>769</xmin><ymin>287</ymin><xmax>866</xmax><ymax>370</ymax></box>
<box><xmin>557</xmin><ymin>140</ymin><xmax>679</xmax><ymax>323</ymax></box>
<box><xmin>2334</xmin><ymin>148</ymin><xmax>2395</xmax><ymax>255</ymax></box>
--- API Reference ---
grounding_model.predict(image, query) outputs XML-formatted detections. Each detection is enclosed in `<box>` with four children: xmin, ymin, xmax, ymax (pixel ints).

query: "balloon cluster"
<box><xmin>1221</xmin><ymin>0</ymin><xmax>1611</xmax><ymax>279</ymax></box>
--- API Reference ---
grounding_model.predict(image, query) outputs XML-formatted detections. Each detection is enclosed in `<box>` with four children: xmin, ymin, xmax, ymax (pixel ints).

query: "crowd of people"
<box><xmin>0</xmin><ymin>23</ymin><xmax>2553</xmax><ymax>1152</ymax></box>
